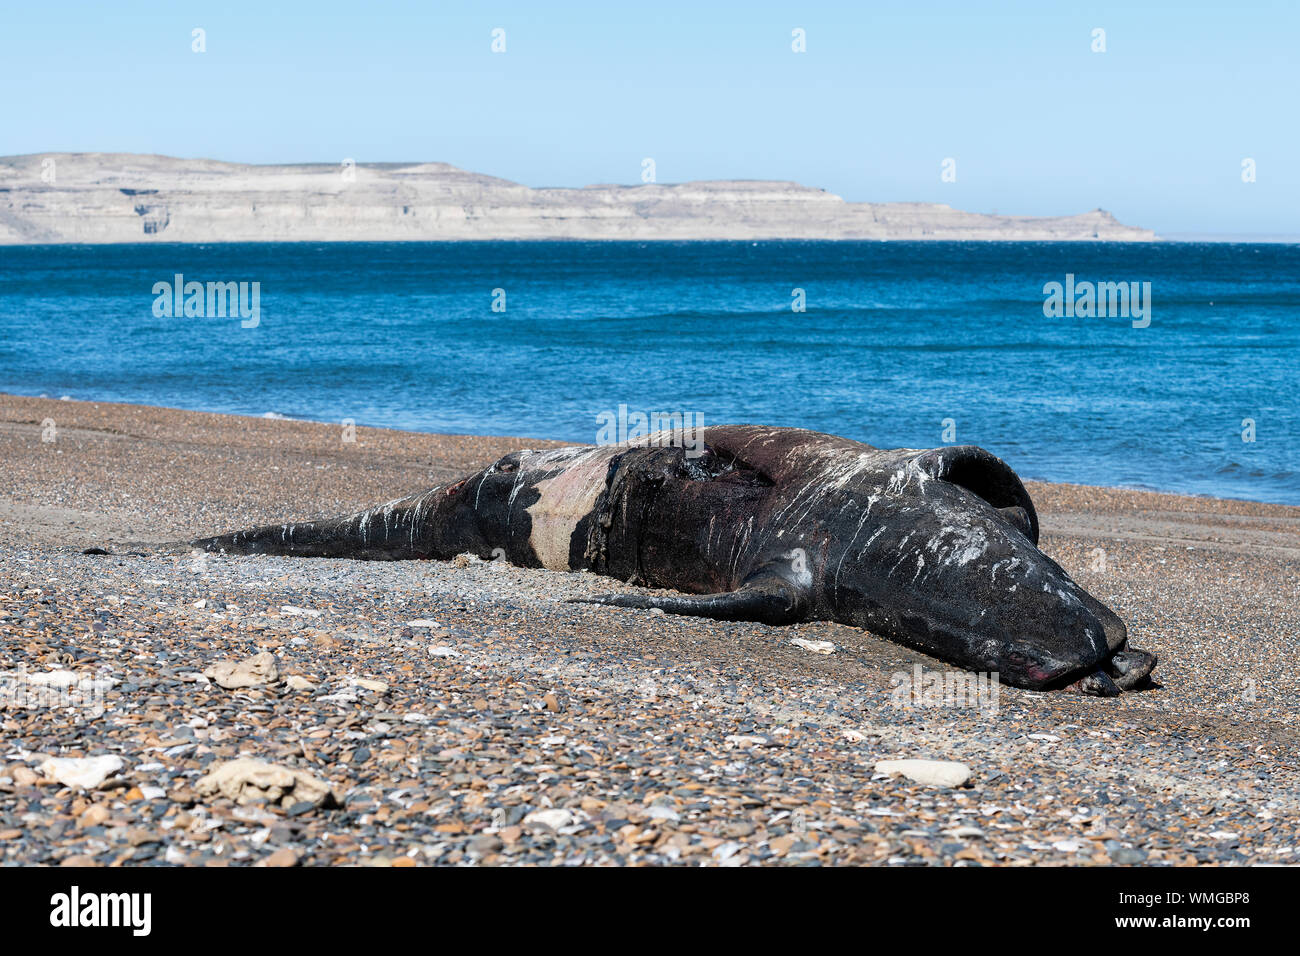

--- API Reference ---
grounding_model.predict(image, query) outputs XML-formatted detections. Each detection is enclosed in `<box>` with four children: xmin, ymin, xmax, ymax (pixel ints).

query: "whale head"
<box><xmin>823</xmin><ymin>445</ymin><xmax>1130</xmax><ymax>692</ymax></box>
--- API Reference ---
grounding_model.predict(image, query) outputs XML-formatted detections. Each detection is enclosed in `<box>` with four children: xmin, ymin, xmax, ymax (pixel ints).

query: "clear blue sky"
<box><xmin>4</xmin><ymin>0</ymin><xmax>1296</xmax><ymax>236</ymax></box>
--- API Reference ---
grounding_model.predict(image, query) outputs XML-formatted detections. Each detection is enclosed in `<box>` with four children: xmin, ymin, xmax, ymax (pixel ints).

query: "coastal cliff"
<box><xmin>0</xmin><ymin>153</ymin><xmax>1156</xmax><ymax>244</ymax></box>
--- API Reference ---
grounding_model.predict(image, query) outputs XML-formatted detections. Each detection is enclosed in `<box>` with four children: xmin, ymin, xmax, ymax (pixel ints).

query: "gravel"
<box><xmin>2</xmin><ymin>393</ymin><xmax>1299</xmax><ymax>866</ymax></box>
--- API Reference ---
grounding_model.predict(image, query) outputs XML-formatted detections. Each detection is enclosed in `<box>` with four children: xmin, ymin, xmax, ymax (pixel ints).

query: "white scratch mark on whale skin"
<box><xmin>834</xmin><ymin>501</ymin><xmax>879</xmax><ymax>597</ymax></box>
<box><xmin>855</xmin><ymin>526</ymin><xmax>886</xmax><ymax>561</ymax></box>
<box><xmin>506</xmin><ymin>469</ymin><xmax>528</xmax><ymax>519</ymax></box>
<box><xmin>729</xmin><ymin>516</ymin><xmax>754</xmax><ymax>581</ymax></box>
<box><xmin>886</xmin><ymin>532</ymin><xmax>916</xmax><ymax>576</ymax></box>
<box><xmin>927</xmin><ymin>524</ymin><xmax>990</xmax><ymax>567</ymax></box>
<box><xmin>989</xmin><ymin>557</ymin><xmax>1022</xmax><ymax>585</ymax></box>
<box><xmin>1040</xmin><ymin>581</ymin><xmax>1086</xmax><ymax>610</ymax></box>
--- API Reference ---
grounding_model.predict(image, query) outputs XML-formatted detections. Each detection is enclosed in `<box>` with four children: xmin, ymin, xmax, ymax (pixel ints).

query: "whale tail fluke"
<box><xmin>193</xmin><ymin>518</ymin><xmax>372</xmax><ymax>559</ymax></box>
<box><xmin>192</xmin><ymin>489</ymin><xmax>443</xmax><ymax>560</ymax></box>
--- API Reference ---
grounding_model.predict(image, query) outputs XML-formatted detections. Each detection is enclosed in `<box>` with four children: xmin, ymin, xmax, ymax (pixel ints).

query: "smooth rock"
<box><xmin>791</xmin><ymin>638</ymin><xmax>835</xmax><ymax>654</ymax></box>
<box><xmin>280</xmin><ymin>606</ymin><xmax>322</xmax><ymax>618</ymax></box>
<box><xmin>203</xmin><ymin>651</ymin><xmax>278</xmax><ymax>689</ymax></box>
<box><xmin>873</xmin><ymin>759</ymin><xmax>972</xmax><ymax>788</ymax></box>
<box><xmin>76</xmin><ymin>804</ymin><xmax>110</xmax><ymax>829</ymax></box>
<box><xmin>524</xmin><ymin>808</ymin><xmax>574</xmax><ymax>830</ymax></box>
<box><xmin>469</xmin><ymin>834</ymin><xmax>503</xmax><ymax>856</ymax></box>
<box><xmin>712</xmin><ymin>841</ymin><xmax>744</xmax><ymax>861</ymax></box>
<box><xmin>195</xmin><ymin>758</ymin><xmax>340</xmax><ymax>809</ymax></box>
<box><xmin>38</xmin><ymin>755</ymin><xmax>124</xmax><ymax>789</ymax></box>
<box><xmin>127</xmin><ymin>828</ymin><xmax>161</xmax><ymax>847</ymax></box>
<box><xmin>1111</xmin><ymin>847</ymin><xmax>1147</xmax><ymax>864</ymax></box>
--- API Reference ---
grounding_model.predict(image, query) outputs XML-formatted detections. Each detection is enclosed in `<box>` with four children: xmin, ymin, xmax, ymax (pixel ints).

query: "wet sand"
<box><xmin>2</xmin><ymin>393</ymin><xmax>1298</xmax><ymax>866</ymax></box>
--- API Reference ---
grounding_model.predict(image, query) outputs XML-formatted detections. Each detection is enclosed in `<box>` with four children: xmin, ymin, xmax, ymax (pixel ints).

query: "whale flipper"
<box><xmin>570</xmin><ymin>579</ymin><xmax>804</xmax><ymax>625</ymax></box>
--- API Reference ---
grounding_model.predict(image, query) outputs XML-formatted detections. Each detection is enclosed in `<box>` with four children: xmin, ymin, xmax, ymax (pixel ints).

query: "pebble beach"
<box><xmin>2</xmin><ymin>393</ymin><xmax>1299</xmax><ymax>867</ymax></box>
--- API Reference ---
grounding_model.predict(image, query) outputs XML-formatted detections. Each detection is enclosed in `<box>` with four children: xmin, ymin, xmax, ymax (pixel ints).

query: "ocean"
<box><xmin>1</xmin><ymin>240</ymin><xmax>1296</xmax><ymax>504</ymax></box>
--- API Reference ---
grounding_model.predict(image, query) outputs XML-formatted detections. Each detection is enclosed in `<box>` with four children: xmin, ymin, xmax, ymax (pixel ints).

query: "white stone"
<box><xmin>524</xmin><ymin>808</ymin><xmax>574</xmax><ymax>830</ymax></box>
<box><xmin>712</xmin><ymin>841</ymin><xmax>744</xmax><ymax>861</ymax></box>
<box><xmin>873</xmin><ymin>758</ymin><xmax>972</xmax><ymax>788</ymax></box>
<box><xmin>38</xmin><ymin>755</ymin><xmax>124</xmax><ymax>789</ymax></box>
<box><xmin>791</xmin><ymin>638</ymin><xmax>835</xmax><ymax>654</ymax></box>
<box><xmin>203</xmin><ymin>651</ymin><xmax>278</xmax><ymax>689</ymax></box>
<box><xmin>196</xmin><ymin>758</ymin><xmax>338</xmax><ymax>808</ymax></box>
<box><xmin>24</xmin><ymin>670</ymin><xmax>79</xmax><ymax>688</ymax></box>
<box><xmin>280</xmin><ymin>605</ymin><xmax>322</xmax><ymax>618</ymax></box>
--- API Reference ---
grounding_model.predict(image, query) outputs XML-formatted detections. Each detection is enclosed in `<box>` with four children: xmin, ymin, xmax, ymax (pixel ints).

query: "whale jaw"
<box><xmin>825</xmin><ymin>449</ymin><xmax>1151</xmax><ymax>692</ymax></box>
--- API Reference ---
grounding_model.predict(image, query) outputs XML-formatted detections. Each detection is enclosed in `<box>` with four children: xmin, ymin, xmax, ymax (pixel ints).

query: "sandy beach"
<box><xmin>2</xmin><ymin>392</ymin><xmax>1299</xmax><ymax>867</ymax></box>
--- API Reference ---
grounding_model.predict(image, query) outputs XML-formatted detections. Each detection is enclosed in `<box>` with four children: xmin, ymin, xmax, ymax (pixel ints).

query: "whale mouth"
<box><xmin>913</xmin><ymin>445</ymin><xmax>1040</xmax><ymax>544</ymax></box>
<box><xmin>1061</xmin><ymin>647</ymin><xmax>1160</xmax><ymax>696</ymax></box>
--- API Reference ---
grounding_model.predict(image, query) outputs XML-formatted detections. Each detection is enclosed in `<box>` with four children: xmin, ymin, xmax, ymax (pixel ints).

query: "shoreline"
<box><xmin>4</xmin><ymin>391</ymin><xmax>1295</xmax><ymax>514</ymax></box>
<box><xmin>3</xmin><ymin>390</ymin><xmax>1299</xmax><ymax>866</ymax></box>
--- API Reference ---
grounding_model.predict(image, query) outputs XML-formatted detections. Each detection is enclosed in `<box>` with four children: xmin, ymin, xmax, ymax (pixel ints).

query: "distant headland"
<box><xmin>0</xmin><ymin>153</ymin><xmax>1157</xmax><ymax>244</ymax></box>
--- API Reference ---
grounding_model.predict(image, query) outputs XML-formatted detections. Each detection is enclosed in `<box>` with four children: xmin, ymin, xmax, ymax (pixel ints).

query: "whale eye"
<box><xmin>915</xmin><ymin>445</ymin><xmax>1039</xmax><ymax>545</ymax></box>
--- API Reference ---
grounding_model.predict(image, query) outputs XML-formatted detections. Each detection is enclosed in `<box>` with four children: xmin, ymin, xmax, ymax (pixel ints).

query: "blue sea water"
<box><xmin>1</xmin><ymin>240</ymin><xmax>1296</xmax><ymax>504</ymax></box>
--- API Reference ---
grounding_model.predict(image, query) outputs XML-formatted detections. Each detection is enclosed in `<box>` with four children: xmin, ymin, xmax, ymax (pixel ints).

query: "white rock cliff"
<box><xmin>0</xmin><ymin>153</ymin><xmax>1156</xmax><ymax>244</ymax></box>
